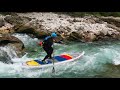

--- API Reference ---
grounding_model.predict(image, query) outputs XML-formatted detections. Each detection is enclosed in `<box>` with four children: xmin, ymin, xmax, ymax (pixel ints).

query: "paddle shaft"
<box><xmin>52</xmin><ymin>43</ymin><xmax>55</xmax><ymax>73</ymax></box>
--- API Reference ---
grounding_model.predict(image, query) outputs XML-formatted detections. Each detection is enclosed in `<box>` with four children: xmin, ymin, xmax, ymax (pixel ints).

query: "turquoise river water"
<box><xmin>1</xmin><ymin>34</ymin><xmax>120</xmax><ymax>78</ymax></box>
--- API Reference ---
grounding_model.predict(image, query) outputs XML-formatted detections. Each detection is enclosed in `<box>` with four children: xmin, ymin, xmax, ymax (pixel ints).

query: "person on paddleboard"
<box><xmin>38</xmin><ymin>32</ymin><xmax>58</xmax><ymax>63</ymax></box>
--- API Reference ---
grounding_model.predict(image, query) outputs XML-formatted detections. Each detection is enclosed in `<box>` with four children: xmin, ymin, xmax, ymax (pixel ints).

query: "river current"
<box><xmin>0</xmin><ymin>34</ymin><xmax>120</xmax><ymax>78</ymax></box>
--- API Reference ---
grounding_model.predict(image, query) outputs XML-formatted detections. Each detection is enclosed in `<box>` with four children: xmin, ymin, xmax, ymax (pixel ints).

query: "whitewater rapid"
<box><xmin>0</xmin><ymin>33</ymin><xmax>120</xmax><ymax>78</ymax></box>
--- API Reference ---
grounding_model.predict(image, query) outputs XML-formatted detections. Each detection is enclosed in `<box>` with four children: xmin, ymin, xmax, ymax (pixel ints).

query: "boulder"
<box><xmin>4</xmin><ymin>15</ymin><xmax>23</xmax><ymax>26</ymax></box>
<box><xmin>4</xmin><ymin>14</ymin><xmax>31</xmax><ymax>24</ymax></box>
<box><xmin>100</xmin><ymin>17</ymin><xmax>120</xmax><ymax>28</ymax></box>
<box><xmin>82</xmin><ymin>31</ymin><xmax>96</xmax><ymax>42</ymax></box>
<box><xmin>0</xmin><ymin>34</ymin><xmax>25</xmax><ymax>57</ymax></box>
<box><xmin>0</xmin><ymin>26</ymin><xmax>14</xmax><ymax>34</ymax></box>
<box><xmin>68</xmin><ymin>31</ymin><xmax>82</xmax><ymax>41</ymax></box>
<box><xmin>0</xmin><ymin>18</ymin><xmax>5</xmax><ymax>27</ymax></box>
<box><xmin>4</xmin><ymin>15</ymin><xmax>31</xmax><ymax>30</ymax></box>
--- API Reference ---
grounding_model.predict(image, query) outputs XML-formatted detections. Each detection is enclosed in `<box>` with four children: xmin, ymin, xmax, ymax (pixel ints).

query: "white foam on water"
<box><xmin>99</xmin><ymin>48</ymin><xmax>120</xmax><ymax>65</ymax></box>
<box><xmin>112</xmin><ymin>51</ymin><xmax>120</xmax><ymax>65</ymax></box>
<box><xmin>12</xmin><ymin>33</ymin><xmax>39</xmax><ymax>47</ymax></box>
<box><xmin>0</xmin><ymin>46</ymin><xmax>18</xmax><ymax>59</ymax></box>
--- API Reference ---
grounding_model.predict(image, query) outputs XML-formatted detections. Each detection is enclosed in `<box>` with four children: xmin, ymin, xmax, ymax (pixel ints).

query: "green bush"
<box><xmin>56</xmin><ymin>12</ymin><xmax>120</xmax><ymax>17</ymax></box>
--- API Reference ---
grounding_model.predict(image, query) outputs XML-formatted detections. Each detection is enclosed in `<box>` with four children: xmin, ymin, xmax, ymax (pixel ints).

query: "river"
<box><xmin>0</xmin><ymin>33</ymin><xmax>120</xmax><ymax>78</ymax></box>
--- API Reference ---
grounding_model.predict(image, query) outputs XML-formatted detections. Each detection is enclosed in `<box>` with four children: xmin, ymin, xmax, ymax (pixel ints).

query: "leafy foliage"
<box><xmin>56</xmin><ymin>12</ymin><xmax>120</xmax><ymax>17</ymax></box>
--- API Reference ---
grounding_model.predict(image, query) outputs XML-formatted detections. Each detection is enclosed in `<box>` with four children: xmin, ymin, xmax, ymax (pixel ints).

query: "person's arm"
<box><xmin>37</xmin><ymin>41</ymin><xmax>43</xmax><ymax>46</ymax></box>
<box><xmin>54</xmin><ymin>39</ymin><xmax>65</xmax><ymax>44</ymax></box>
<box><xmin>60</xmin><ymin>33</ymin><xmax>66</xmax><ymax>39</ymax></box>
<box><xmin>56</xmin><ymin>40</ymin><xmax>64</xmax><ymax>44</ymax></box>
<box><xmin>57</xmin><ymin>33</ymin><xmax>65</xmax><ymax>44</ymax></box>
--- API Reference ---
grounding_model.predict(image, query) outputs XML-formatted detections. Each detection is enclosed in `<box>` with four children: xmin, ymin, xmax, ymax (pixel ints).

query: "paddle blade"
<box><xmin>52</xmin><ymin>67</ymin><xmax>55</xmax><ymax>73</ymax></box>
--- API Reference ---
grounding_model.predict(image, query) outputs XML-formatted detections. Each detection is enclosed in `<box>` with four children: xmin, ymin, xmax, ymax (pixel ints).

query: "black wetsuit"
<box><xmin>42</xmin><ymin>36</ymin><xmax>54</xmax><ymax>61</ymax></box>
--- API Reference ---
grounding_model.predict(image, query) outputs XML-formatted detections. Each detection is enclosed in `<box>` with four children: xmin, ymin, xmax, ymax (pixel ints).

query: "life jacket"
<box><xmin>44</xmin><ymin>36</ymin><xmax>51</xmax><ymax>41</ymax></box>
<box><xmin>43</xmin><ymin>36</ymin><xmax>53</xmax><ymax>47</ymax></box>
<box><xmin>39</xmin><ymin>36</ymin><xmax>52</xmax><ymax>47</ymax></box>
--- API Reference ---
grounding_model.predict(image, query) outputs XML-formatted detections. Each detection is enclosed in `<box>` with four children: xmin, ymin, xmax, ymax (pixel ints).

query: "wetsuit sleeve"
<box><xmin>56</xmin><ymin>40</ymin><xmax>64</xmax><ymax>44</ymax></box>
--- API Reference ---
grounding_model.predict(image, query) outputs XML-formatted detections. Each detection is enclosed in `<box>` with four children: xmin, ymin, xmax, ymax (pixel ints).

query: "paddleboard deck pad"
<box><xmin>22</xmin><ymin>51</ymin><xmax>85</xmax><ymax>68</ymax></box>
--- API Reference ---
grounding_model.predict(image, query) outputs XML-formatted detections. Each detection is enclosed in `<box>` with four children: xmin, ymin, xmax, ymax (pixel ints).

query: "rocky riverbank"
<box><xmin>1</xmin><ymin>12</ymin><xmax>120</xmax><ymax>42</ymax></box>
<box><xmin>1</xmin><ymin>12</ymin><xmax>120</xmax><ymax>63</ymax></box>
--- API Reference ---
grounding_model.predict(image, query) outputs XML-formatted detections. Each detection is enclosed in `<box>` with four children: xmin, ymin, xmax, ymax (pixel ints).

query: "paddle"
<box><xmin>52</xmin><ymin>58</ymin><xmax>55</xmax><ymax>73</ymax></box>
<box><xmin>52</xmin><ymin>43</ymin><xmax>55</xmax><ymax>73</ymax></box>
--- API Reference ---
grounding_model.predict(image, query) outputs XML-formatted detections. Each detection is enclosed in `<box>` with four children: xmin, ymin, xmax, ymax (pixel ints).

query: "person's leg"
<box><xmin>42</xmin><ymin>47</ymin><xmax>49</xmax><ymax>61</ymax></box>
<box><xmin>48</xmin><ymin>47</ymin><xmax>53</xmax><ymax>59</ymax></box>
<box><xmin>42</xmin><ymin>47</ymin><xmax>53</xmax><ymax>63</ymax></box>
<box><xmin>42</xmin><ymin>47</ymin><xmax>53</xmax><ymax>61</ymax></box>
<box><xmin>42</xmin><ymin>54</ymin><xmax>49</xmax><ymax>61</ymax></box>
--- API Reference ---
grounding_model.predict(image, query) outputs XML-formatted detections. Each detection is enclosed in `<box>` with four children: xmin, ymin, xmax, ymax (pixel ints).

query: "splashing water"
<box><xmin>0</xmin><ymin>45</ymin><xmax>18</xmax><ymax>59</ymax></box>
<box><xmin>0</xmin><ymin>34</ymin><xmax>120</xmax><ymax>78</ymax></box>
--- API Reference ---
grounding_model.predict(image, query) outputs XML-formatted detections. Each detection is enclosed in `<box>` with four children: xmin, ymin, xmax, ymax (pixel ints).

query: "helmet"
<box><xmin>51</xmin><ymin>32</ymin><xmax>57</xmax><ymax>37</ymax></box>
